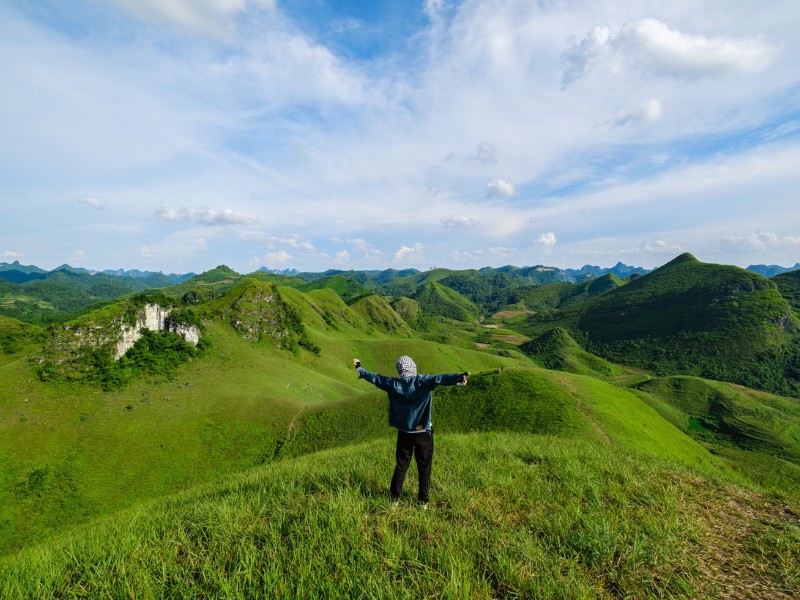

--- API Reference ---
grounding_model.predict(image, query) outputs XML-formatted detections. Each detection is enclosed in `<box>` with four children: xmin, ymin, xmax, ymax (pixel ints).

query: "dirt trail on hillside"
<box><xmin>689</xmin><ymin>478</ymin><xmax>800</xmax><ymax>599</ymax></box>
<box><xmin>553</xmin><ymin>374</ymin><xmax>612</xmax><ymax>445</ymax></box>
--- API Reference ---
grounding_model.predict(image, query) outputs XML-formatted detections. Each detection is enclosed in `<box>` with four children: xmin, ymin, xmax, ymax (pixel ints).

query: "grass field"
<box><xmin>2</xmin><ymin>433</ymin><xmax>797</xmax><ymax>598</ymax></box>
<box><xmin>2</xmin><ymin>276</ymin><xmax>800</xmax><ymax>598</ymax></box>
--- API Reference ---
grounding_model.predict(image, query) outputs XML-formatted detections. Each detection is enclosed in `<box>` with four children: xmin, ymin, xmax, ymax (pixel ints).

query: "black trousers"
<box><xmin>390</xmin><ymin>429</ymin><xmax>434</xmax><ymax>503</ymax></box>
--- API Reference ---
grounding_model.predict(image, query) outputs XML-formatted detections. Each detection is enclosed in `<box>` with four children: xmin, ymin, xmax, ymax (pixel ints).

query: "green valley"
<box><xmin>1</xmin><ymin>254</ymin><xmax>799</xmax><ymax>598</ymax></box>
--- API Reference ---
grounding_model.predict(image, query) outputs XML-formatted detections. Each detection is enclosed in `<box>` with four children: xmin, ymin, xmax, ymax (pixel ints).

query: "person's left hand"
<box><xmin>353</xmin><ymin>358</ymin><xmax>361</xmax><ymax>370</ymax></box>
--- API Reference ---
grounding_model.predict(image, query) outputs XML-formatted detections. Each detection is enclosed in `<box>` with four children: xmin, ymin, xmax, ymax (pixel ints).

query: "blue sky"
<box><xmin>2</xmin><ymin>0</ymin><xmax>799</xmax><ymax>274</ymax></box>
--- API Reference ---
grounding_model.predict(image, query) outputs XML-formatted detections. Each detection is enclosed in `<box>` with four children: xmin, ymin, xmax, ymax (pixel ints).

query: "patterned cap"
<box><xmin>396</xmin><ymin>355</ymin><xmax>417</xmax><ymax>377</ymax></box>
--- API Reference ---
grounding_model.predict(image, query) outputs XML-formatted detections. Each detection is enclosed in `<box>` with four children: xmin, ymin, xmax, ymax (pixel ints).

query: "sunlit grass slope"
<box><xmin>519</xmin><ymin>327</ymin><xmax>632</xmax><ymax>380</ymax></box>
<box><xmin>514</xmin><ymin>253</ymin><xmax>800</xmax><ymax>395</ymax></box>
<box><xmin>633</xmin><ymin>376</ymin><xmax>800</xmax><ymax>496</ymax></box>
<box><xmin>2</xmin><ymin>434</ymin><xmax>797</xmax><ymax>599</ymax></box>
<box><xmin>0</xmin><ymin>288</ymin><xmax>520</xmax><ymax>553</ymax></box>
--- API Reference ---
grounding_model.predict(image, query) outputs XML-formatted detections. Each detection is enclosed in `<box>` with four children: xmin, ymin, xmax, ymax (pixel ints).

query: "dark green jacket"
<box><xmin>357</xmin><ymin>367</ymin><xmax>464</xmax><ymax>432</ymax></box>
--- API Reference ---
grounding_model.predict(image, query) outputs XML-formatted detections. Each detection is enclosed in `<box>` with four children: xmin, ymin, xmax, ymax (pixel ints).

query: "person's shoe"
<box><xmin>417</xmin><ymin>501</ymin><xmax>428</xmax><ymax>510</ymax></box>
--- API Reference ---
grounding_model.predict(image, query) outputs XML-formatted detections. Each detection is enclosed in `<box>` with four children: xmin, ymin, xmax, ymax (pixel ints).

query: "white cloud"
<box><xmin>346</xmin><ymin>238</ymin><xmax>382</xmax><ymax>256</ymax></box>
<box><xmin>562</xmin><ymin>18</ymin><xmax>778</xmax><ymax>86</ymax></box>
<box><xmin>111</xmin><ymin>0</ymin><xmax>275</xmax><ymax>37</ymax></box>
<box><xmin>269</xmin><ymin>234</ymin><xmax>314</xmax><ymax>250</ymax></box>
<box><xmin>264</xmin><ymin>250</ymin><xmax>292</xmax><ymax>264</ymax></box>
<box><xmin>2</xmin><ymin>250</ymin><xmax>24</xmax><ymax>259</ymax></box>
<box><xmin>610</xmin><ymin>98</ymin><xmax>663</xmax><ymax>128</ymax></box>
<box><xmin>536</xmin><ymin>232</ymin><xmax>557</xmax><ymax>254</ymax></box>
<box><xmin>450</xmin><ymin>247</ymin><xmax>515</xmax><ymax>262</ymax></box>
<box><xmin>333</xmin><ymin>250</ymin><xmax>350</xmax><ymax>264</ymax></box>
<box><xmin>79</xmin><ymin>196</ymin><xmax>105</xmax><ymax>209</ymax></box>
<box><xmin>394</xmin><ymin>243</ymin><xmax>425</xmax><ymax>264</ymax></box>
<box><xmin>442</xmin><ymin>216</ymin><xmax>479</xmax><ymax>228</ymax></box>
<box><xmin>3</xmin><ymin>2</ymin><xmax>799</xmax><ymax>274</ymax></box>
<box><xmin>139</xmin><ymin>246</ymin><xmax>154</xmax><ymax>258</ymax></box>
<box><xmin>156</xmin><ymin>206</ymin><xmax>257</xmax><ymax>225</ymax></box>
<box><xmin>486</xmin><ymin>179</ymin><xmax>516</xmax><ymax>198</ymax></box>
<box><xmin>561</xmin><ymin>25</ymin><xmax>611</xmax><ymax>88</ymax></box>
<box><xmin>722</xmin><ymin>231</ymin><xmax>780</xmax><ymax>252</ymax></box>
<box><xmin>642</xmin><ymin>240</ymin><xmax>682</xmax><ymax>254</ymax></box>
<box><xmin>785</xmin><ymin>236</ymin><xmax>800</xmax><ymax>249</ymax></box>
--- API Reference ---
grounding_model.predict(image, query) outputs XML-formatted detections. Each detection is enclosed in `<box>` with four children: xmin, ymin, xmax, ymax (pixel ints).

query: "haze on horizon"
<box><xmin>2</xmin><ymin>1</ymin><xmax>799</xmax><ymax>274</ymax></box>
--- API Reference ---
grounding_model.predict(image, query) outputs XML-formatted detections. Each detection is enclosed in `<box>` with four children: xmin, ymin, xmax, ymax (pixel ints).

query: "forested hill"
<box><xmin>513</xmin><ymin>253</ymin><xmax>800</xmax><ymax>395</ymax></box>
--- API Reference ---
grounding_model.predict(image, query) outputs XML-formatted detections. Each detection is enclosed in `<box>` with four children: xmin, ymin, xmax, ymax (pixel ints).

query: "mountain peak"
<box><xmin>663</xmin><ymin>252</ymin><xmax>699</xmax><ymax>267</ymax></box>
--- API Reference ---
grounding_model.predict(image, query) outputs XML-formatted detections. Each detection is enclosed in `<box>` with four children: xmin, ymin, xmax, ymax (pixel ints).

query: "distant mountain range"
<box><xmin>4</xmin><ymin>258</ymin><xmax>799</xmax><ymax>286</ymax></box>
<box><xmin>0</xmin><ymin>260</ymin><xmax>194</xmax><ymax>284</ymax></box>
<box><xmin>746</xmin><ymin>262</ymin><xmax>800</xmax><ymax>277</ymax></box>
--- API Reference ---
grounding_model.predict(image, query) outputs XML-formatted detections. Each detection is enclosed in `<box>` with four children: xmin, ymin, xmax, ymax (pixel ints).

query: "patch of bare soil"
<box><xmin>690</xmin><ymin>481</ymin><xmax>800</xmax><ymax>599</ymax></box>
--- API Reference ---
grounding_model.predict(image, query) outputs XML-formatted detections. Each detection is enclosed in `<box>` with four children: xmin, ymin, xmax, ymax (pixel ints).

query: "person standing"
<box><xmin>353</xmin><ymin>355</ymin><xmax>468</xmax><ymax>506</ymax></box>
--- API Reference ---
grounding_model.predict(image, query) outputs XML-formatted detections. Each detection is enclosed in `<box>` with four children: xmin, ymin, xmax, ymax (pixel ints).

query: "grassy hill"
<box><xmin>0</xmin><ymin>278</ymin><xmax>519</xmax><ymax>554</ymax></box>
<box><xmin>297</xmin><ymin>274</ymin><xmax>374</xmax><ymax>304</ymax></box>
<box><xmin>519</xmin><ymin>327</ymin><xmax>633</xmax><ymax>380</ymax></box>
<box><xmin>0</xmin><ymin>316</ymin><xmax>45</xmax><ymax>366</ymax></box>
<box><xmin>633</xmin><ymin>376</ymin><xmax>800</xmax><ymax>494</ymax></box>
<box><xmin>412</xmin><ymin>281</ymin><xmax>483</xmax><ymax>322</ymax></box>
<box><xmin>517</xmin><ymin>273</ymin><xmax>625</xmax><ymax>312</ymax></box>
<box><xmin>2</xmin><ymin>433</ymin><xmax>797</xmax><ymax>598</ymax></box>
<box><xmin>513</xmin><ymin>253</ymin><xmax>800</xmax><ymax>395</ymax></box>
<box><xmin>772</xmin><ymin>270</ymin><xmax>800</xmax><ymax>314</ymax></box>
<box><xmin>0</xmin><ymin>270</ymin><xmax>161</xmax><ymax>324</ymax></box>
<box><xmin>2</xmin><ymin>259</ymin><xmax>800</xmax><ymax>597</ymax></box>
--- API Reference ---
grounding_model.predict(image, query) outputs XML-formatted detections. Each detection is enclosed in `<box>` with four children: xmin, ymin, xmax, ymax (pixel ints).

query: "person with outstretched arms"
<box><xmin>353</xmin><ymin>355</ymin><xmax>468</xmax><ymax>507</ymax></box>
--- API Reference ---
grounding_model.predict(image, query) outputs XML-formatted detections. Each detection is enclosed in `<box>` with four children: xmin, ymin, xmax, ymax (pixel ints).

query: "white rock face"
<box><xmin>170</xmin><ymin>322</ymin><xmax>201</xmax><ymax>346</ymax></box>
<box><xmin>114</xmin><ymin>303</ymin><xmax>200</xmax><ymax>359</ymax></box>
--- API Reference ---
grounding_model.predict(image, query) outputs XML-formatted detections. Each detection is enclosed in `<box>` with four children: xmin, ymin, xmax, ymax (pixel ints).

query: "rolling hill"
<box><xmin>412</xmin><ymin>281</ymin><xmax>483</xmax><ymax>322</ymax></box>
<box><xmin>513</xmin><ymin>253</ymin><xmax>800</xmax><ymax>395</ymax></box>
<box><xmin>1</xmin><ymin>259</ymin><xmax>800</xmax><ymax>598</ymax></box>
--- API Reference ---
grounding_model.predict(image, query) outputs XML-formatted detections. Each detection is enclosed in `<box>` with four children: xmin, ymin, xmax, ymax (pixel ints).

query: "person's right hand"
<box><xmin>353</xmin><ymin>358</ymin><xmax>361</xmax><ymax>370</ymax></box>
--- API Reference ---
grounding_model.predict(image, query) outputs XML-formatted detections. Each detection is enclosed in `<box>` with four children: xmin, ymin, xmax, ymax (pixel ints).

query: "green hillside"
<box><xmin>2</xmin><ymin>258</ymin><xmax>800</xmax><ymax>597</ymax></box>
<box><xmin>412</xmin><ymin>281</ymin><xmax>483</xmax><ymax>322</ymax></box>
<box><xmin>0</xmin><ymin>277</ymin><xmax>520</xmax><ymax>553</ymax></box>
<box><xmin>633</xmin><ymin>376</ymin><xmax>800</xmax><ymax>493</ymax></box>
<box><xmin>298</xmin><ymin>274</ymin><xmax>374</xmax><ymax>304</ymax></box>
<box><xmin>2</xmin><ymin>434</ymin><xmax>797</xmax><ymax>598</ymax></box>
<box><xmin>772</xmin><ymin>270</ymin><xmax>800</xmax><ymax>314</ymax></box>
<box><xmin>348</xmin><ymin>295</ymin><xmax>412</xmax><ymax>337</ymax></box>
<box><xmin>517</xmin><ymin>273</ymin><xmax>625</xmax><ymax>312</ymax></box>
<box><xmin>0</xmin><ymin>316</ymin><xmax>46</xmax><ymax>366</ymax></box>
<box><xmin>0</xmin><ymin>270</ymin><xmax>159</xmax><ymax>324</ymax></box>
<box><xmin>520</xmin><ymin>327</ymin><xmax>632</xmax><ymax>380</ymax></box>
<box><xmin>513</xmin><ymin>253</ymin><xmax>800</xmax><ymax>395</ymax></box>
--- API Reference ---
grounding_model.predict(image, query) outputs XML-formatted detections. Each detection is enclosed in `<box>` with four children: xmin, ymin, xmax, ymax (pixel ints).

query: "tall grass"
<box><xmin>2</xmin><ymin>433</ymin><xmax>797</xmax><ymax>598</ymax></box>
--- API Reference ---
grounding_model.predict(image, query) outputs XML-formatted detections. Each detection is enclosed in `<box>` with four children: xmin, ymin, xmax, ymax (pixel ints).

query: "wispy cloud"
<box><xmin>722</xmin><ymin>231</ymin><xmax>800</xmax><ymax>252</ymax></box>
<box><xmin>264</xmin><ymin>250</ymin><xmax>292</xmax><ymax>264</ymax></box>
<box><xmin>562</xmin><ymin>18</ymin><xmax>778</xmax><ymax>87</ymax></box>
<box><xmin>2</xmin><ymin>1</ymin><xmax>799</xmax><ymax>272</ymax></box>
<box><xmin>642</xmin><ymin>240</ymin><xmax>682</xmax><ymax>254</ymax></box>
<box><xmin>79</xmin><ymin>196</ymin><xmax>105</xmax><ymax>209</ymax></box>
<box><xmin>442</xmin><ymin>216</ymin><xmax>480</xmax><ymax>228</ymax></box>
<box><xmin>536</xmin><ymin>232</ymin><xmax>558</xmax><ymax>254</ymax></box>
<box><xmin>450</xmin><ymin>247</ymin><xmax>515</xmax><ymax>263</ymax></box>
<box><xmin>609</xmin><ymin>98</ymin><xmax>664</xmax><ymax>128</ymax></box>
<box><xmin>157</xmin><ymin>206</ymin><xmax>257</xmax><ymax>225</ymax></box>
<box><xmin>267</xmin><ymin>234</ymin><xmax>314</xmax><ymax>250</ymax></box>
<box><xmin>486</xmin><ymin>179</ymin><xmax>516</xmax><ymax>198</ymax></box>
<box><xmin>111</xmin><ymin>0</ymin><xmax>276</xmax><ymax>37</ymax></box>
<box><xmin>394</xmin><ymin>243</ymin><xmax>425</xmax><ymax>265</ymax></box>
